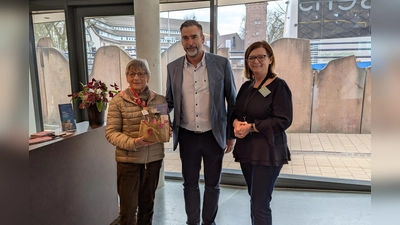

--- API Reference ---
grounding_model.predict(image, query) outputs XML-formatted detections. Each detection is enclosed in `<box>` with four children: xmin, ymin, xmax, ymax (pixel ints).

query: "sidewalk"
<box><xmin>163</xmin><ymin>133</ymin><xmax>371</xmax><ymax>181</ymax></box>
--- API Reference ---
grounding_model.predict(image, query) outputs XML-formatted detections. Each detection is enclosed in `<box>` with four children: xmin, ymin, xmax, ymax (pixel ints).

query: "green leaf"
<box><xmin>96</xmin><ymin>101</ymin><xmax>103</xmax><ymax>112</ymax></box>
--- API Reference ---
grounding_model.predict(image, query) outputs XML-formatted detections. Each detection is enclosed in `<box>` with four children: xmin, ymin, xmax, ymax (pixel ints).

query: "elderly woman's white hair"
<box><xmin>125</xmin><ymin>58</ymin><xmax>151</xmax><ymax>76</ymax></box>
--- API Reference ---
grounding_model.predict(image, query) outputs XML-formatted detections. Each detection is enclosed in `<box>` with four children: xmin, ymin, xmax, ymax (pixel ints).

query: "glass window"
<box><xmin>160</xmin><ymin>7</ymin><xmax>211</xmax><ymax>51</ymax></box>
<box><xmin>296</xmin><ymin>0</ymin><xmax>371</xmax><ymax>68</ymax></box>
<box><xmin>81</xmin><ymin>15</ymin><xmax>136</xmax><ymax>116</ymax></box>
<box><xmin>26</xmin><ymin>1</ymin><xmax>369</xmax><ymax>182</ymax></box>
<box><xmin>32</xmin><ymin>11</ymin><xmax>72</xmax><ymax>131</ymax></box>
<box><xmin>84</xmin><ymin>16</ymin><xmax>136</xmax><ymax>77</ymax></box>
<box><xmin>298</xmin><ymin>0</ymin><xmax>371</xmax><ymax>39</ymax></box>
<box><xmin>212</xmin><ymin>0</ymin><xmax>370</xmax><ymax>181</ymax></box>
<box><xmin>159</xmin><ymin>7</ymin><xmax>210</xmax><ymax>95</ymax></box>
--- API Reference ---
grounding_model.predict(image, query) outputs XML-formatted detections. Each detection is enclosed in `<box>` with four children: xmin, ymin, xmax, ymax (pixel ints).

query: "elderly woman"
<box><xmin>105</xmin><ymin>59</ymin><xmax>167</xmax><ymax>225</ymax></box>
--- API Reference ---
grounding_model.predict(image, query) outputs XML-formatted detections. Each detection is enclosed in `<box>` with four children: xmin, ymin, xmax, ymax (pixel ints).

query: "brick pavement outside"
<box><xmin>163</xmin><ymin>133</ymin><xmax>371</xmax><ymax>181</ymax></box>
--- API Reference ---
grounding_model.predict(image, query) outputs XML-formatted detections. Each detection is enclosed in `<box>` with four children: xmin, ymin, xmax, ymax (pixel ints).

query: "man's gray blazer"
<box><xmin>166</xmin><ymin>52</ymin><xmax>237</xmax><ymax>150</ymax></box>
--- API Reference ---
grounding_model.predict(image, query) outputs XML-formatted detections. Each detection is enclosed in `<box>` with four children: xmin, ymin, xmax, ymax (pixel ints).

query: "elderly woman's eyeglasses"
<box><xmin>246</xmin><ymin>55</ymin><xmax>269</xmax><ymax>63</ymax></box>
<box><xmin>128</xmin><ymin>72</ymin><xmax>147</xmax><ymax>78</ymax></box>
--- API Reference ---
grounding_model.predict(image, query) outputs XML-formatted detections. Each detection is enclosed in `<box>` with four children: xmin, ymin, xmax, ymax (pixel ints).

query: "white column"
<box><xmin>133</xmin><ymin>0</ymin><xmax>165</xmax><ymax>188</ymax></box>
<box><xmin>134</xmin><ymin>0</ymin><xmax>162</xmax><ymax>93</ymax></box>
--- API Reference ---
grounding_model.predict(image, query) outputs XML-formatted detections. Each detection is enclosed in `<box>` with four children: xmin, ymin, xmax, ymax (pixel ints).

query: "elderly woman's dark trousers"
<box><xmin>178</xmin><ymin>128</ymin><xmax>224</xmax><ymax>225</ymax></box>
<box><xmin>240</xmin><ymin>162</ymin><xmax>282</xmax><ymax>225</ymax></box>
<box><xmin>117</xmin><ymin>160</ymin><xmax>162</xmax><ymax>225</ymax></box>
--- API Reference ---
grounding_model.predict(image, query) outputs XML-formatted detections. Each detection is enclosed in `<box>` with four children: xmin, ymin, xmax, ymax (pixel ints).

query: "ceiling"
<box><xmin>32</xmin><ymin>0</ymin><xmax>276</xmax><ymax>23</ymax></box>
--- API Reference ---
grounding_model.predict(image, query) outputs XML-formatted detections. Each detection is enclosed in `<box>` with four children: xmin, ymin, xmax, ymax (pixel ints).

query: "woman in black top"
<box><xmin>232</xmin><ymin>41</ymin><xmax>293</xmax><ymax>225</ymax></box>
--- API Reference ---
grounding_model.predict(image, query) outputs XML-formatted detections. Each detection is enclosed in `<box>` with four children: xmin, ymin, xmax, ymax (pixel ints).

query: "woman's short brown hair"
<box><xmin>243</xmin><ymin>40</ymin><xmax>276</xmax><ymax>80</ymax></box>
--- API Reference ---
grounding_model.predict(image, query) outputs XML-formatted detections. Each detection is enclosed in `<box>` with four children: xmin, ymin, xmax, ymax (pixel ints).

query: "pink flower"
<box><xmin>111</xmin><ymin>82</ymin><xmax>119</xmax><ymax>90</ymax></box>
<box><xmin>68</xmin><ymin>78</ymin><xmax>120</xmax><ymax>112</ymax></box>
<box><xmin>148</xmin><ymin>129</ymin><xmax>153</xmax><ymax>135</ymax></box>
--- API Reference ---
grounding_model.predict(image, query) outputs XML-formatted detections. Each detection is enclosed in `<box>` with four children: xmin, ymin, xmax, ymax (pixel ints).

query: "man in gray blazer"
<box><xmin>166</xmin><ymin>20</ymin><xmax>237</xmax><ymax>225</ymax></box>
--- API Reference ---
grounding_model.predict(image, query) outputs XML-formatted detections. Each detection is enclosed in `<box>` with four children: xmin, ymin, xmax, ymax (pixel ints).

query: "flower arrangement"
<box><xmin>68</xmin><ymin>78</ymin><xmax>120</xmax><ymax>112</ymax></box>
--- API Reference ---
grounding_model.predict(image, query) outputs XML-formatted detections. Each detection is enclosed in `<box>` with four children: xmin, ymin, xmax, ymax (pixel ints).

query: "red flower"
<box><xmin>111</xmin><ymin>82</ymin><xmax>119</xmax><ymax>90</ymax></box>
<box><xmin>68</xmin><ymin>78</ymin><xmax>120</xmax><ymax>112</ymax></box>
<box><xmin>148</xmin><ymin>129</ymin><xmax>153</xmax><ymax>135</ymax></box>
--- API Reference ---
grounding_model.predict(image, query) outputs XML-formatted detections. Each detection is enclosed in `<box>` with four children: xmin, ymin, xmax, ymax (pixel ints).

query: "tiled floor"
<box><xmin>164</xmin><ymin>133</ymin><xmax>371</xmax><ymax>181</ymax></box>
<box><xmin>112</xmin><ymin>133</ymin><xmax>371</xmax><ymax>225</ymax></box>
<box><xmin>152</xmin><ymin>179</ymin><xmax>371</xmax><ymax>225</ymax></box>
<box><xmin>111</xmin><ymin>179</ymin><xmax>371</xmax><ymax>225</ymax></box>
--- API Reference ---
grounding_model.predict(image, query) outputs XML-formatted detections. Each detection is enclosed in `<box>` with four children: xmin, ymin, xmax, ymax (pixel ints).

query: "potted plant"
<box><xmin>68</xmin><ymin>78</ymin><xmax>120</xmax><ymax>127</ymax></box>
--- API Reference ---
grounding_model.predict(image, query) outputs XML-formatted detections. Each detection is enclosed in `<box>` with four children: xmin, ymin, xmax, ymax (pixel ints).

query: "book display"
<box><xmin>58</xmin><ymin>103</ymin><xmax>77</xmax><ymax>131</ymax></box>
<box><xmin>29</xmin><ymin>104</ymin><xmax>78</xmax><ymax>145</ymax></box>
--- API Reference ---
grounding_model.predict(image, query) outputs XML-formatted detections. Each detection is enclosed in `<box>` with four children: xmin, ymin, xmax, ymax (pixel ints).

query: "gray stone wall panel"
<box><xmin>36</xmin><ymin>39</ymin><xmax>371</xmax><ymax>134</ymax></box>
<box><xmin>272</xmin><ymin>38</ymin><xmax>313</xmax><ymax>133</ymax></box>
<box><xmin>361</xmin><ymin>67</ymin><xmax>371</xmax><ymax>133</ymax></box>
<box><xmin>89</xmin><ymin>45</ymin><xmax>132</xmax><ymax>91</ymax></box>
<box><xmin>311</xmin><ymin>56</ymin><xmax>365</xmax><ymax>133</ymax></box>
<box><xmin>36</xmin><ymin>47</ymin><xmax>71</xmax><ymax>125</ymax></box>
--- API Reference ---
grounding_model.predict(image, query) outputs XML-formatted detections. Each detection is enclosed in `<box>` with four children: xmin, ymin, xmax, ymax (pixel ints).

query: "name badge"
<box><xmin>141</xmin><ymin>109</ymin><xmax>149</xmax><ymax>115</ymax></box>
<box><xmin>259</xmin><ymin>86</ymin><xmax>271</xmax><ymax>97</ymax></box>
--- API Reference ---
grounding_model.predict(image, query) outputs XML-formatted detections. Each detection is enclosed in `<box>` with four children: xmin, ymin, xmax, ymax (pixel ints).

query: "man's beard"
<box><xmin>186</xmin><ymin>47</ymin><xmax>198</xmax><ymax>57</ymax></box>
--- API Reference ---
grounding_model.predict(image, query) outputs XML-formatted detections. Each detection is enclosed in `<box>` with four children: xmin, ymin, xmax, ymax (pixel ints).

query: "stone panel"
<box><xmin>272</xmin><ymin>38</ymin><xmax>313</xmax><ymax>133</ymax></box>
<box><xmin>311</xmin><ymin>56</ymin><xmax>365</xmax><ymax>133</ymax></box>
<box><xmin>35</xmin><ymin>39</ymin><xmax>371</xmax><ymax>134</ymax></box>
<box><xmin>37</xmin><ymin>37</ymin><xmax>52</xmax><ymax>47</ymax></box>
<box><xmin>89</xmin><ymin>45</ymin><xmax>132</xmax><ymax>91</ymax></box>
<box><xmin>36</xmin><ymin>47</ymin><xmax>71</xmax><ymax>125</ymax></box>
<box><xmin>361</xmin><ymin>67</ymin><xmax>371</xmax><ymax>133</ymax></box>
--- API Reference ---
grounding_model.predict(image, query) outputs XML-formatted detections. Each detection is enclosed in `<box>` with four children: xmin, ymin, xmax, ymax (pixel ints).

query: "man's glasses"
<box><xmin>128</xmin><ymin>72</ymin><xmax>147</xmax><ymax>78</ymax></box>
<box><xmin>246</xmin><ymin>55</ymin><xmax>269</xmax><ymax>62</ymax></box>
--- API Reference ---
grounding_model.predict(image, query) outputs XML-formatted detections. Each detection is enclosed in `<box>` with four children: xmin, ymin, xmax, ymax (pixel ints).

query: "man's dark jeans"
<box><xmin>179</xmin><ymin>128</ymin><xmax>224</xmax><ymax>225</ymax></box>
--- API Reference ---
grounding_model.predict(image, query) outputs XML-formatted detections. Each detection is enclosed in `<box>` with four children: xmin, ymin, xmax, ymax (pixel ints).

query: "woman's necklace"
<box><xmin>253</xmin><ymin>75</ymin><xmax>268</xmax><ymax>88</ymax></box>
<box><xmin>129</xmin><ymin>86</ymin><xmax>146</xmax><ymax>108</ymax></box>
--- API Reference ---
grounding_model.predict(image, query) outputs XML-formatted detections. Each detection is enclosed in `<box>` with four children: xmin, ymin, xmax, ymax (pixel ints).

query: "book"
<box><xmin>54</xmin><ymin>131</ymin><xmax>76</xmax><ymax>137</ymax></box>
<box><xmin>30</xmin><ymin>130</ymin><xmax>55</xmax><ymax>139</ymax></box>
<box><xmin>156</xmin><ymin>103</ymin><xmax>169</xmax><ymax>115</ymax></box>
<box><xmin>58</xmin><ymin>103</ymin><xmax>77</xmax><ymax>131</ymax></box>
<box><xmin>29</xmin><ymin>136</ymin><xmax>53</xmax><ymax>145</ymax></box>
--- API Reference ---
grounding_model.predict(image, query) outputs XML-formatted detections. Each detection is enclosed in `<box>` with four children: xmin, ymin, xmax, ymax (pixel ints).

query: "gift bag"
<box><xmin>138</xmin><ymin>104</ymin><xmax>170</xmax><ymax>143</ymax></box>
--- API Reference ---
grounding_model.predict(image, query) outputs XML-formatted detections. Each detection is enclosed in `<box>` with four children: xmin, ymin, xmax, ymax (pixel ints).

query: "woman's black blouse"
<box><xmin>232</xmin><ymin>77</ymin><xmax>293</xmax><ymax>166</ymax></box>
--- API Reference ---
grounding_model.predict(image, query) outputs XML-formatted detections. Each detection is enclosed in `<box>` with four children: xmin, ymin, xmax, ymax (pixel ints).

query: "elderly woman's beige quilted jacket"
<box><xmin>105</xmin><ymin>88</ymin><xmax>167</xmax><ymax>164</ymax></box>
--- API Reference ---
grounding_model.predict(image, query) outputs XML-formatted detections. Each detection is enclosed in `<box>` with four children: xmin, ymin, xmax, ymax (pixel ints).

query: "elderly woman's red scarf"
<box><xmin>129</xmin><ymin>86</ymin><xmax>147</xmax><ymax>108</ymax></box>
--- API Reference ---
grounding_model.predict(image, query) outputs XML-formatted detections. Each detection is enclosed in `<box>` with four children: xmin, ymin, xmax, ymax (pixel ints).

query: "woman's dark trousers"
<box><xmin>117</xmin><ymin>160</ymin><xmax>162</xmax><ymax>225</ymax></box>
<box><xmin>240</xmin><ymin>162</ymin><xmax>282</xmax><ymax>225</ymax></box>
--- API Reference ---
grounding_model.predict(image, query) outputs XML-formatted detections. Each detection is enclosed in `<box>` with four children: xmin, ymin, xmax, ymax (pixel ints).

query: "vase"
<box><xmin>87</xmin><ymin>104</ymin><xmax>106</xmax><ymax>128</ymax></box>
